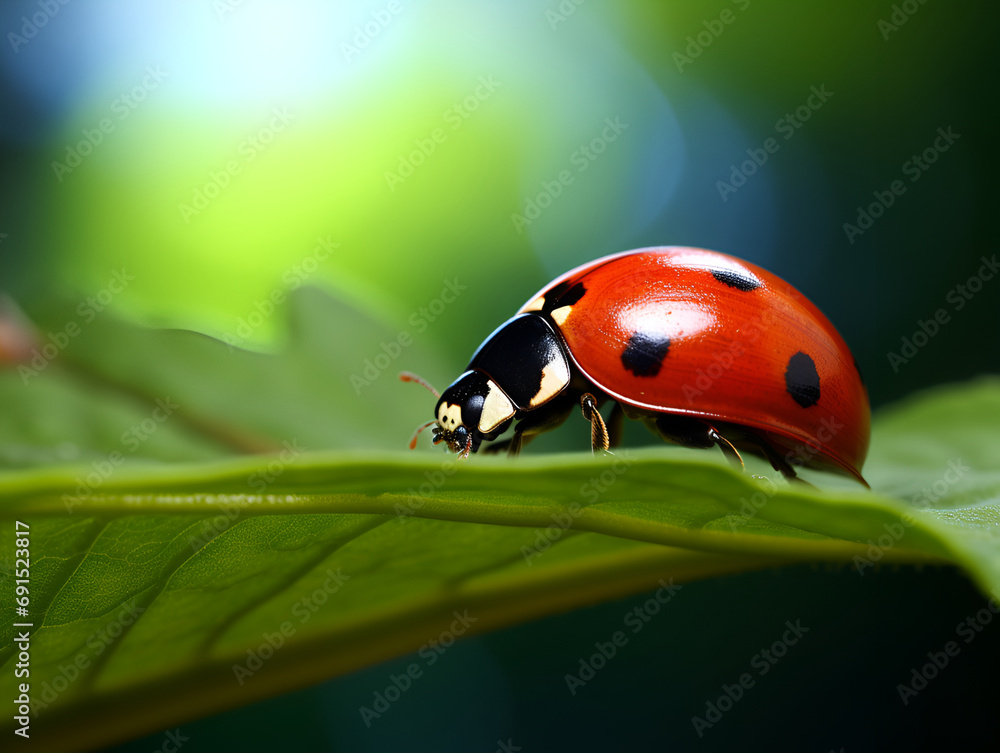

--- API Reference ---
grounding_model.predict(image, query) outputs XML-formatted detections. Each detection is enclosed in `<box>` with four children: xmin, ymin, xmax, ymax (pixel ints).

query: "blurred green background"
<box><xmin>3</xmin><ymin>0</ymin><xmax>995</xmax><ymax>410</ymax></box>
<box><xmin>1</xmin><ymin>0</ymin><xmax>997</xmax><ymax>750</ymax></box>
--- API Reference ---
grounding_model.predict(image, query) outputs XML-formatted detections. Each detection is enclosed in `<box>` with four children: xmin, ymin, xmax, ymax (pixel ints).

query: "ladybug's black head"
<box><xmin>400</xmin><ymin>313</ymin><xmax>569</xmax><ymax>457</ymax></box>
<box><xmin>433</xmin><ymin>370</ymin><xmax>515</xmax><ymax>458</ymax></box>
<box><xmin>431</xmin><ymin>418</ymin><xmax>470</xmax><ymax>457</ymax></box>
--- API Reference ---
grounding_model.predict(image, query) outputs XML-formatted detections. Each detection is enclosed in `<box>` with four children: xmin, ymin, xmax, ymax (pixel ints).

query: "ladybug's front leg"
<box><xmin>482</xmin><ymin>393</ymin><xmax>577</xmax><ymax>457</ymax></box>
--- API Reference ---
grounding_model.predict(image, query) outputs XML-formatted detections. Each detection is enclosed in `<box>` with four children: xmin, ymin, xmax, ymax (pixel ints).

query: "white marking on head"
<box><xmin>479</xmin><ymin>380</ymin><xmax>515</xmax><ymax>433</ymax></box>
<box><xmin>437</xmin><ymin>402</ymin><xmax>463</xmax><ymax>430</ymax></box>
<box><xmin>520</xmin><ymin>296</ymin><xmax>545</xmax><ymax>313</ymax></box>
<box><xmin>529</xmin><ymin>357</ymin><xmax>570</xmax><ymax>408</ymax></box>
<box><xmin>550</xmin><ymin>305</ymin><xmax>572</xmax><ymax>326</ymax></box>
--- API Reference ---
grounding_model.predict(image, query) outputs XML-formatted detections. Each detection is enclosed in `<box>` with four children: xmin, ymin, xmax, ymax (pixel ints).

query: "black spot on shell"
<box><xmin>621</xmin><ymin>332</ymin><xmax>671</xmax><ymax>378</ymax></box>
<box><xmin>785</xmin><ymin>351</ymin><xmax>820</xmax><ymax>408</ymax></box>
<box><xmin>542</xmin><ymin>281</ymin><xmax>587</xmax><ymax>313</ymax></box>
<box><xmin>712</xmin><ymin>268</ymin><xmax>761</xmax><ymax>292</ymax></box>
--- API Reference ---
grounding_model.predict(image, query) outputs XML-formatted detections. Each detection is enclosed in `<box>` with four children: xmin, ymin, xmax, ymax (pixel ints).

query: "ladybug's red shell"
<box><xmin>518</xmin><ymin>247</ymin><xmax>870</xmax><ymax>481</ymax></box>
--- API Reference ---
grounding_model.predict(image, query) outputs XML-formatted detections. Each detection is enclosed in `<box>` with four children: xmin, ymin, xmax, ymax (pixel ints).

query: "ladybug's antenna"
<box><xmin>399</xmin><ymin>371</ymin><xmax>440</xmax><ymax>398</ymax></box>
<box><xmin>407</xmin><ymin>420</ymin><xmax>437</xmax><ymax>450</ymax></box>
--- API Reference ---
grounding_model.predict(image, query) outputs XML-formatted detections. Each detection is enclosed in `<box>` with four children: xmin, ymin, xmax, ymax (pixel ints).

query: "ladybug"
<box><xmin>402</xmin><ymin>247</ymin><xmax>870</xmax><ymax>486</ymax></box>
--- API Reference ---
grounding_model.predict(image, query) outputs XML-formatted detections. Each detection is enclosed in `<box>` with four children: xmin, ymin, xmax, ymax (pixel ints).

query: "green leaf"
<box><xmin>1</xmin><ymin>293</ymin><xmax>997</xmax><ymax>751</ymax></box>
<box><xmin>3</xmin><ymin>289</ymin><xmax>450</xmax><ymax>467</ymax></box>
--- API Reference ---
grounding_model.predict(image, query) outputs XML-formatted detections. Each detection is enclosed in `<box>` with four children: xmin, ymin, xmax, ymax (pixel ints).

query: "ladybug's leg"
<box><xmin>741</xmin><ymin>434</ymin><xmax>817</xmax><ymax>487</ymax></box>
<box><xmin>649</xmin><ymin>415</ymin><xmax>743</xmax><ymax>471</ymax></box>
<box><xmin>717</xmin><ymin>426</ymin><xmax>817</xmax><ymax>487</ymax></box>
<box><xmin>480</xmin><ymin>440</ymin><xmax>508</xmax><ymax>455</ymax></box>
<box><xmin>480</xmin><ymin>433</ymin><xmax>521</xmax><ymax>456</ymax></box>
<box><xmin>580</xmin><ymin>394</ymin><xmax>610</xmax><ymax>453</ymax></box>
<box><xmin>705</xmin><ymin>425</ymin><xmax>745</xmax><ymax>472</ymax></box>
<box><xmin>650</xmin><ymin>415</ymin><xmax>713</xmax><ymax>449</ymax></box>
<box><xmin>756</xmin><ymin>440</ymin><xmax>799</xmax><ymax>480</ymax></box>
<box><xmin>482</xmin><ymin>395</ymin><xmax>576</xmax><ymax>457</ymax></box>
